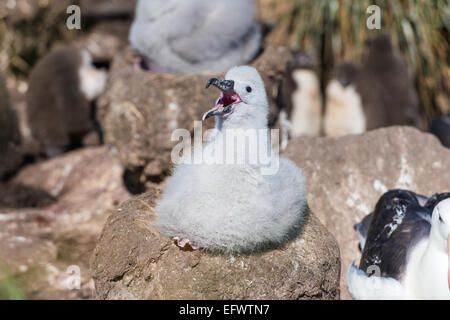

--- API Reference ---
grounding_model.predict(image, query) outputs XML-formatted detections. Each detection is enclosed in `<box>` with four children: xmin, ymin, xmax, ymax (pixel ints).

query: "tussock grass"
<box><xmin>258</xmin><ymin>0</ymin><xmax>449</xmax><ymax>118</ymax></box>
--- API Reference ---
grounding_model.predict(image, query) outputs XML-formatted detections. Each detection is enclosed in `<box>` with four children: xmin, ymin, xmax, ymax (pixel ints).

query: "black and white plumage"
<box><xmin>279</xmin><ymin>51</ymin><xmax>322</xmax><ymax>138</ymax></box>
<box><xmin>354</xmin><ymin>190</ymin><xmax>429</xmax><ymax>250</ymax></box>
<box><xmin>347</xmin><ymin>189</ymin><xmax>450</xmax><ymax>299</ymax></box>
<box><xmin>324</xmin><ymin>62</ymin><xmax>365</xmax><ymax>137</ymax></box>
<box><xmin>129</xmin><ymin>0</ymin><xmax>261</xmax><ymax>74</ymax></box>
<box><xmin>156</xmin><ymin>66</ymin><xmax>307</xmax><ymax>253</ymax></box>
<box><xmin>324</xmin><ymin>34</ymin><xmax>423</xmax><ymax>136</ymax></box>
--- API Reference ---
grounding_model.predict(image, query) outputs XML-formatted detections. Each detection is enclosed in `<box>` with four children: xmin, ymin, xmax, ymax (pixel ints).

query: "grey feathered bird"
<box><xmin>156</xmin><ymin>66</ymin><xmax>307</xmax><ymax>253</ymax></box>
<box><xmin>129</xmin><ymin>0</ymin><xmax>262</xmax><ymax>74</ymax></box>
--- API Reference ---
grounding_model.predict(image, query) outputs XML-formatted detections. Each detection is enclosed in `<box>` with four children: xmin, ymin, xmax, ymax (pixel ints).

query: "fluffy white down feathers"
<box><xmin>129</xmin><ymin>0</ymin><xmax>261</xmax><ymax>74</ymax></box>
<box><xmin>155</xmin><ymin>66</ymin><xmax>307</xmax><ymax>253</ymax></box>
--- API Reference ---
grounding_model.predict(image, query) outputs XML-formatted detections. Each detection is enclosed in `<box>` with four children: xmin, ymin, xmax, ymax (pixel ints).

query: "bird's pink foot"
<box><xmin>173</xmin><ymin>237</ymin><xmax>199</xmax><ymax>251</ymax></box>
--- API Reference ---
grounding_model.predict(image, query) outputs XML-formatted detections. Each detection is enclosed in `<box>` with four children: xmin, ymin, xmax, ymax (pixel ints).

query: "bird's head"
<box><xmin>203</xmin><ymin>66</ymin><xmax>268</xmax><ymax>129</ymax></box>
<box><xmin>432</xmin><ymin>198</ymin><xmax>450</xmax><ymax>289</ymax></box>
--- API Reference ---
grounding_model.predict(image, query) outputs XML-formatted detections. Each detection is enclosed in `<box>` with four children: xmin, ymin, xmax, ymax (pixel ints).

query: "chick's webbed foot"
<box><xmin>172</xmin><ymin>237</ymin><xmax>199</xmax><ymax>251</ymax></box>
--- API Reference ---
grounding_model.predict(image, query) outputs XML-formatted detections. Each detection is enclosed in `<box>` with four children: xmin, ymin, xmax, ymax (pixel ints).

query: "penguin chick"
<box><xmin>129</xmin><ymin>0</ymin><xmax>261</xmax><ymax>74</ymax></box>
<box><xmin>26</xmin><ymin>46</ymin><xmax>107</xmax><ymax>156</ymax></box>
<box><xmin>0</xmin><ymin>70</ymin><xmax>22</xmax><ymax>179</ymax></box>
<box><xmin>357</xmin><ymin>34</ymin><xmax>423</xmax><ymax>130</ymax></box>
<box><xmin>280</xmin><ymin>51</ymin><xmax>322</xmax><ymax>138</ymax></box>
<box><xmin>325</xmin><ymin>34</ymin><xmax>423</xmax><ymax>136</ymax></box>
<box><xmin>156</xmin><ymin>66</ymin><xmax>307</xmax><ymax>253</ymax></box>
<box><xmin>324</xmin><ymin>63</ymin><xmax>366</xmax><ymax>136</ymax></box>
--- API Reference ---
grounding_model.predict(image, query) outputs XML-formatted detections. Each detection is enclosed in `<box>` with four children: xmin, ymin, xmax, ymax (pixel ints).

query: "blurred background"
<box><xmin>2</xmin><ymin>0</ymin><xmax>448</xmax><ymax>116</ymax></box>
<box><xmin>0</xmin><ymin>0</ymin><xmax>449</xmax><ymax>300</ymax></box>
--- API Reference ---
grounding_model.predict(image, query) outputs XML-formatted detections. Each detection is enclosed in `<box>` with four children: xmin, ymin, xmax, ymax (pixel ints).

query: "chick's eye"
<box><xmin>246</xmin><ymin>86</ymin><xmax>252</xmax><ymax>93</ymax></box>
<box><xmin>439</xmin><ymin>215</ymin><xmax>443</xmax><ymax>223</ymax></box>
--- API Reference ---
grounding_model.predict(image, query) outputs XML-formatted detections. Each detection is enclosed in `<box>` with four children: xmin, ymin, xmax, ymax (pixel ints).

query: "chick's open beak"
<box><xmin>203</xmin><ymin>78</ymin><xmax>241</xmax><ymax>121</ymax></box>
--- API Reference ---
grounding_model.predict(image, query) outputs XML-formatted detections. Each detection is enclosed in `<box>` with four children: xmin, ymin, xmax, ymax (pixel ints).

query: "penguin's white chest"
<box><xmin>290</xmin><ymin>70</ymin><xmax>322</xmax><ymax>137</ymax></box>
<box><xmin>324</xmin><ymin>80</ymin><xmax>366</xmax><ymax>136</ymax></box>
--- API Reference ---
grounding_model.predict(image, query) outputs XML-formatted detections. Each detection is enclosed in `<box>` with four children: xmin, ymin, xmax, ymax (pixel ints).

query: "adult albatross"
<box><xmin>347</xmin><ymin>189</ymin><xmax>450</xmax><ymax>299</ymax></box>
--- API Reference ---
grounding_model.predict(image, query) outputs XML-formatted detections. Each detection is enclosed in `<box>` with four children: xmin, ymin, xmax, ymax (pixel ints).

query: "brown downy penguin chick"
<box><xmin>357</xmin><ymin>34</ymin><xmax>423</xmax><ymax>130</ymax></box>
<box><xmin>324</xmin><ymin>62</ymin><xmax>366</xmax><ymax>136</ymax></box>
<box><xmin>279</xmin><ymin>51</ymin><xmax>322</xmax><ymax>138</ymax></box>
<box><xmin>430</xmin><ymin>114</ymin><xmax>450</xmax><ymax>148</ymax></box>
<box><xmin>26</xmin><ymin>46</ymin><xmax>106</xmax><ymax>157</ymax></box>
<box><xmin>0</xmin><ymin>71</ymin><xmax>22</xmax><ymax>179</ymax></box>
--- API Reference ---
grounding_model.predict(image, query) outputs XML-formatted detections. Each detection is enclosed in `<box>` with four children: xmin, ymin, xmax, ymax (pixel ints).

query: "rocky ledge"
<box><xmin>90</xmin><ymin>191</ymin><xmax>341</xmax><ymax>300</ymax></box>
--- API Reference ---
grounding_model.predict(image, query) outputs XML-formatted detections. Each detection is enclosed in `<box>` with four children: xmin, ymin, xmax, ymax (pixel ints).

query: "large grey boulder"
<box><xmin>0</xmin><ymin>146</ymin><xmax>131</xmax><ymax>299</ymax></box>
<box><xmin>283</xmin><ymin>126</ymin><xmax>450</xmax><ymax>299</ymax></box>
<box><xmin>90</xmin><ymin>191</ymin><xmax>341</xmax><ymax>300</ymax></box>
<box><xmin>97</xmin><ymin>46</ymin><xmax>292</xmax><ymax>190</ymax></box>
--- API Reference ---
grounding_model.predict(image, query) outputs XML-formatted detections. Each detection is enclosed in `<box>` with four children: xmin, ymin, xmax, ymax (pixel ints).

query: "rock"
<box><xmin>0</xmin><ymin>183</ymin><xmax>55</xmax><ymax>209</ymax></box>
<box><xmin>79</xmin><ymin>0</ymin><xmax>137</xmax><ymax>18</ymax></box>
<box><xmin>77</xmin><ymin>21</ymin><xmax>131</xmax><ymax>63</ymax></box>
<box><xmin>10</xmin><ymin>146</ymin><xmax>129</xmax><ymax>213</ymax></box>
<box><xmin>90</xmin><ymin>191</ymin><xmax>340</xmax><ymax>300</ymax></box>
<box><xmin>0</xmin><ymin>71</ymin><xmax>22</xmax><ymax>180</ymax></box>
<box><xmin>283</xmin><ymin>126</ymin><xmax>450</xmax><ymax>299</ymax></box>
<box><xmin>0</xmin><ymin>146</ymin><xmax>131</xmax><ymax>299</ymax></box>
<box><xmin>98</xmin><ymin>46</ymin><xmax>292</xmax><ymax>190</ymax></box>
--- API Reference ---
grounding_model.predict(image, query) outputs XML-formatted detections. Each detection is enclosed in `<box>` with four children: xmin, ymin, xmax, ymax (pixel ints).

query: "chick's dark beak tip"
<box><xmin>205</xmin><ymin>78</ymin><xmax>218</xmax><ymax>89</ymax></box>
